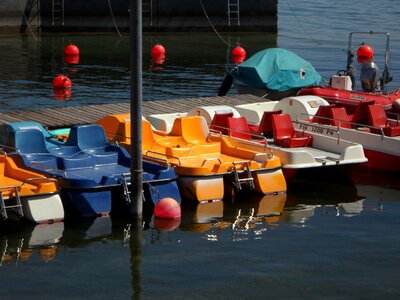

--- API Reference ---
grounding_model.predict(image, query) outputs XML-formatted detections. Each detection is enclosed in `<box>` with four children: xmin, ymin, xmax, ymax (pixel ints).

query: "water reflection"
<box><xmin>180</xmin><ymin>193</ymin><xmax>287</xmax><ymax>241</ymax></box>
<box><xmin>0</xmin><ymin>176</ymin><xmax>391</xmax><ymax>269</ymax></box>
<box><xmin>0</xmin><ymin>222</ymin><xmax>63</xmax><ymax>266</ymax></box>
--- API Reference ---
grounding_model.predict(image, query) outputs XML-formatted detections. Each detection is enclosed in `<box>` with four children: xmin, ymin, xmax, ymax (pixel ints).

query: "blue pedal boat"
<box><xmin>0</xmin><ymin>122</ymin><xmax>181</xmax><ymax>218</ymax></box>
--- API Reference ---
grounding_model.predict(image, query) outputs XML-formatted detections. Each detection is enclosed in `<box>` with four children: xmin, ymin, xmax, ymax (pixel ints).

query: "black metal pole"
<box><xmin>130</xmin><ymin>0</ymin><xmax>143</xmax><ymax>218</ymax></box>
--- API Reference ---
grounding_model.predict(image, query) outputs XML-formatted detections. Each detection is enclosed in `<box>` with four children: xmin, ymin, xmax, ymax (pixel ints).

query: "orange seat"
<box><xmin>330</xmin><ymin>107</ymin><xmax>352</xmax><ymax>128</ymax></box>
<box><xmin>227</xmin><ymin>117</ymin><xmax>251</xmax><ymax>140</ymax></box>
<box><xmin>170</xmin><ymin>116</ymin><xmax>221</xmax><ymax>153</ymax></box>
<box><xmin>272</xmin><ymin>114</ymin><xmax>312</xmax><ymax>148</ymax></box>
<box><xmin>367</xmin><ymin>105</ymin><xmax>400</xmax><ymax>136</ymax></box>
<box><xmin>209</xmin><ymin>112</ymin><xmax>233</xmax><ymax>135</ymax></box>
<box><xmin>258</xmin><ymin>110</ymin><xmax>282</xmax><ymax>138</ymax></box>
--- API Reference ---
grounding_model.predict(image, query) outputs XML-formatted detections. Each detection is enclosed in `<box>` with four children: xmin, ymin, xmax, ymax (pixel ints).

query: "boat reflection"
<box><xmin>0</xmin><ymin>171</ymin><xmax>393</xmax><ymax>265</ymax></box>
<box><xmin>180</xmin><ymin>192</ymin><xmax>287</xmax><ymax>241</ymax></box>
<box><xmin>0</xmin><ymin>222</ymin><xmax>63</xmax><ymax>265</ymax></box>
<box><xmin>281</xmin><ymin>173</ymin><xmax>380</xmax><ymax>224</ymax></box>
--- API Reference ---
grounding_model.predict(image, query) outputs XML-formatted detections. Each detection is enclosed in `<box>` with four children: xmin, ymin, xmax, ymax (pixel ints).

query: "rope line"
<box><xmin>107</xmin><ymin>0</ymin><xmax>123</xmax><ymax>38</ymax></box>
<box><xmin>18</xmin><ymin>0</ymin><xmax>38</xmax><ymax>41</ymax></box>
<box><xmin>199</xmin><ymin>0</ymin><xmax>235</xmax><ymax>48</ymax></box>
<box><xmin>282</xmin><ymin>0</ymin><xmax>322</xmax><ymax>46</ymax></box>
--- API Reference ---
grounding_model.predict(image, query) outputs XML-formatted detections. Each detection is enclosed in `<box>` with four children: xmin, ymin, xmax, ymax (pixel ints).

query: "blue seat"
<box><xmin>12</xmin><ymin>129</ymin><xmax>59</xmax><ymax>170</ymax></box>
<box><xmin>67</xmin><ymin>124</ymin><xmax>119</xmax><ymax>165</ymax></box>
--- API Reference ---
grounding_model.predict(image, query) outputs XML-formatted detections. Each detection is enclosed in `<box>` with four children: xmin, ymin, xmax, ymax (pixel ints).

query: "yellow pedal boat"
<box><xmin>97</xmin><ymin>114</ymin><xmax>286</xmax><ymax>202</ymax></box>
<box><xmin>0</xmin><ymin>154</ymin><xmax>64</xmax><ymax>223</ymax></box>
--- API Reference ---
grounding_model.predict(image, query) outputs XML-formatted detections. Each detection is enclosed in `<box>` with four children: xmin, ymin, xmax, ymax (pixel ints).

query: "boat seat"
<box><xmin>258</xmin><ymin>109</ymin><xmax>283</xmax><ymax>137</ymax></box>
<box><xmin>57</xmin><ymin>155</ymin><xmax>94</xmax><ymax>170</ymax></box>
<box><xmin>367</xmin><ymin>105</ymin><xmax>400</xmax><ymax>136</ymax></box>
<box><xmin>170</xmin><ymin>116</ymin><xmax>221</xmax><ymax>153</ymax></box>
<box><xmin>227</xmin><ymin>117</ymin><xmax>252</xmax><ymax>140</ymax></box>
<box><xmin>312</xmin><ymin>105</ymin><xmax>335</xmax><ymax>125</ymax></box>
<box><xmin>66</xmin><ymin>124</ymin><xmax>119</xmax><ymax>165</ymax></box>
<box><xmin>272</xmin><ymin>113</ymin><xmax>312</xmax><ymax>148</ymax></box>
<box><xmin>12</xmin><ymin>129</ymin><xmax>59</xmax><ymax>169</ymax></box>
<box><xmin>329</xmin><ymin>107</ymin><xmax>352</xmax><ymax>128</ymax></box>
<box><xmin>350</xmin><ymin>100</ymin><xmax>375</xmax><ymax>125</ymax></box>
<box><xmin>209</xmin><ymin>112</ymin><xmax>233</xmax><ymax>135</ymax></box>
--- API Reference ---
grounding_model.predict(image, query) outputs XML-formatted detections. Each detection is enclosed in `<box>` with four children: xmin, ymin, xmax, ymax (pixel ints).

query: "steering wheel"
<box><xmin>337</xmin><ymin>70</ymin><xmax>349</xmax><ymax>76</ymax></box>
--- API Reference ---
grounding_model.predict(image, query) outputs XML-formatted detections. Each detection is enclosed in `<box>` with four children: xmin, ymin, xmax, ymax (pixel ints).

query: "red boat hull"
<box><xmin>360</xmin><ymin>148</ymin><xmax>400</xmax><ymax>173</ymax></box>
<box><xmin>299</xmin><ymin>86</ymin><xmax>400</xmax><ymax>113</ymax></box>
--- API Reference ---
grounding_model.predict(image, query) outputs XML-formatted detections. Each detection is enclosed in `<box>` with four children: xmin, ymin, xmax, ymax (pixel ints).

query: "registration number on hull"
<box><xmin>298</xmin><ymin>123</ymin><xmax>336</xmax><ymax>137</ymax></box>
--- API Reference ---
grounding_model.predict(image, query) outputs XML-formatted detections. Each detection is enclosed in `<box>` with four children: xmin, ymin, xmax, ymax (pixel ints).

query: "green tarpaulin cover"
<box><xmin>231</xmin><ymin>48</ymin><xmax>321</xmax><ymax>91</ymax></box>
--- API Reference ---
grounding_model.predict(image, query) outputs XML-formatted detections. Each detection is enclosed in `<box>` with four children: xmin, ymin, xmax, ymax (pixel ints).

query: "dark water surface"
<box><xmin>1</xmin><ymin>0</ymin><xmax>400</xmax><ymax>299</ymax></box>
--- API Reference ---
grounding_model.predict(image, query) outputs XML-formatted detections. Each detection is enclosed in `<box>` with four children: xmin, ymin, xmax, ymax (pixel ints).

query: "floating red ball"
<box><xmin>152</xmin><ymin>44</ymin><xmax>166</xmax><ymax>58</ymax></box>
<box><xmin>232</xmin><ymin>46</ymin><xmax>246</xmax><ymax>63</ymax></box>
<box><xmin>52</xmin><ymin>75</ymin><xmax>72</xmax><ymax>89</ymax></box>
<box><xmin>154</xmin><ymin>197</ymin><xmax>181</xmax><ymax>219</ymax></box>
<box><xmin>64</xmin><ymin>44</ymin><xmax>80</xmax><ymax>56</ymax></box>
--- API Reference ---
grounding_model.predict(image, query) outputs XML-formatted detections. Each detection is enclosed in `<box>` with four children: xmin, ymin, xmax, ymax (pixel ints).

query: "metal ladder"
<box><xmin>0</xmin><ymin>187</ymin><xmax>24</xmax><ymax>220</ymax></box>
<box><xmin>52</xmin><ymin>0</ymin><xmax>64</xmax><ymax>26</ymax></box>
<box><xmin>227</xmin><ymin>0</ymin><xmax>240</xmax><ymax>27</ymax></box>
<box><xmin>119</xmin><ymin>173</ymin><xmax>132</xmax><ymax>205</ymax></box>
<box><xmin>232</xmin><ymin>161</ymin><xmax>254</xmax><ymax>191</ymax></box>
<box><xmin>119</xmin><ymin>173</ymin><xmax>146</xmax><ymax>205</ymax></box>
<box><xmin>142</xmin><ymin>0</ymin><xmax>153</xmax><ymax>27</ymax></box>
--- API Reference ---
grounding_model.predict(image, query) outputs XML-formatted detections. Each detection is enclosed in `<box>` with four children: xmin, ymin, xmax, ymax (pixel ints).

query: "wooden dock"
<box><xmin>0</xmin><ymin>94</ymin><xmax>264</xmax><ymax>129</ymax></box>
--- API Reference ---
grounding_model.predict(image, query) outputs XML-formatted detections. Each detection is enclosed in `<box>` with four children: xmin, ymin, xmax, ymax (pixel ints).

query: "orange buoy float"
<box><xmin>64</xmin><ymin>44</ymin><xmax>80</xmax><ymax>56</ymax></box>
<box><xmin>151</xmin><ymin>44</ymin><xmax>166</xmax><ymax>64</ymax></box>
<box><xmin>52</xmin><ymin>75</ymin><xmax>72</xmax><ymax>89</ymax></box>
<box><xmin>231</xmin><ymin>46</ymin><xmax>246</xmax><ymax>63</ymax></box>
<box><xmin>357</xmin><ymin>44</ymin><xmax>374</xmax><ymax>63</ymax></box>
<box><xmin>154</xmin><ymin>197</ymin><xmax>181</xmax><ymax>219</ymax></box>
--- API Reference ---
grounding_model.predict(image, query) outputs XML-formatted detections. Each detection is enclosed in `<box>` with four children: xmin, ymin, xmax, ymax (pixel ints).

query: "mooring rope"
<box><xmin>18</xmin><ymin>0</ymin><xmax>38</xmax><ymax>41</ymax></box>
<box><xmin>107</xmin><ymin>0</ymin><xmax>123</xmax><ymax>38</ymax></box>
<box><xmin>199</xmin><ymin>0</ymin><xmax>235</xmax><ymax>48</ymax></box>
<box><xmin>281</xmin><ymin>0</ymin><xmax>322</xmax><ymax>46</ymax></box>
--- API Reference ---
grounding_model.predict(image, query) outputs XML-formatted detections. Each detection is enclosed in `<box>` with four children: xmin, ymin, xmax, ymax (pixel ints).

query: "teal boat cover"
<box><xmin>230</xmin><ymin>48</ymin><xmax>321</xmax><ymax>91</ymax></box>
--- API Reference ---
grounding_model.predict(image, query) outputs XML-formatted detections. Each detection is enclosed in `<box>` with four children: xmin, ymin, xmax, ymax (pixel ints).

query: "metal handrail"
<box><xmin>145</xmin><ymin>150</ymin><xmax>181</xmax><ymax>165</ymax></box>
<box><xmin>201</xmin><ymin>157</ymin><xmax>222</xmax><ymax>167</ymax></box>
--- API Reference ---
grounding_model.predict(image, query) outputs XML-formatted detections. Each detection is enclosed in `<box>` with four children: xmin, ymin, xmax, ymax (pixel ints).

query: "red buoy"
<box><xmin>151</xmin><ymin>44</ymin><xmax>166</xmax><ymax>64</ymax></box>
<box><xmin>152</xmin><ymin>44</ymin><xmax>166</xmax><ymax>57</ymax></box>
<box><xmin>52</xmin><ymin>75</ymin><xmax>72</xmax><ymax>89</ymax></box>
<box><xmin>64</xmin><ymin>44</ymin><xmax>80</xmax><ymax>56</ymax></box>
<box><xmin>154</xmin><ymin>197</ymin><xmax>181</xmax><ymax>219</ymax></box>
<box><xmin>232</xmin><ymin>46</ymin><xmax>246</xmax><ymax>63</ymax></box>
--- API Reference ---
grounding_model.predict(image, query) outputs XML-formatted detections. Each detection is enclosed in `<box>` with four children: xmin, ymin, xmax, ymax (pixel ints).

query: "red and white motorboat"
<box><xmin>291</xmin><ymin>97</ymin><xmax>400</xmax><ymax>173</ymax></box>
<box><xmin>235</xmin><ymin>95</ymin><xmax>400</xmax><ymax>173</ymax></box>
<box><xmin>299</xmin><ymin>31</ymin><xmax>400</xmax><ymax>113</ymax></box>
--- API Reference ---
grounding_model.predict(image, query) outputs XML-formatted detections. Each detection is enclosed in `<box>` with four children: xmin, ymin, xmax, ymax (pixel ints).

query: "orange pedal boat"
<box><xmin>0</xmin><ymin>154</ymin><xmax>64</xmax><ymax>223</ymax></box>
<box><xmin>97</xmin><ymin>114</ymin><xmax>287</xmax><ymax>202</ymax></box>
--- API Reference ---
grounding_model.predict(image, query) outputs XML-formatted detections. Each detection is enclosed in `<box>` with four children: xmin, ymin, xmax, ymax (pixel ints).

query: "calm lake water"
<box><xmin>1</xmin><ymin>0</ymin><xmax>400</xmax><ymax>299</ymax></box>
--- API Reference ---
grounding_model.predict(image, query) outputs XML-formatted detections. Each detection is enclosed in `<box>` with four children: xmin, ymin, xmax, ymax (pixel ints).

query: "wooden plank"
<box><xmin>0</xmin><ymin>94</ymin><xmax>264</xmax><ymax>129</ymax></box>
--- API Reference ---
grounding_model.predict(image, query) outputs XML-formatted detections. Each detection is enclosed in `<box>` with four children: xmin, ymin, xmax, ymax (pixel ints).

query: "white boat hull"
<box><xmin>21</xmin><ymin>193</ymin><xmax>64</xmax><ymax>224</ymax></box>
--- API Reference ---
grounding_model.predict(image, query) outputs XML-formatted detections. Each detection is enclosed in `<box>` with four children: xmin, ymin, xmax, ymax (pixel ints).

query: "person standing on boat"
<box><xmin>357</xmin><ymin>44</ymin><xmax>381</xmax><ymax>92</ymax></box>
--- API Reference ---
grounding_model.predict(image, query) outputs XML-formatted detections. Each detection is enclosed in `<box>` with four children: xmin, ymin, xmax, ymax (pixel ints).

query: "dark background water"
<box><xmin>1</xmin><ymin>0</ymin><xmax>400</xmax><ymax>299</ymax></box>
